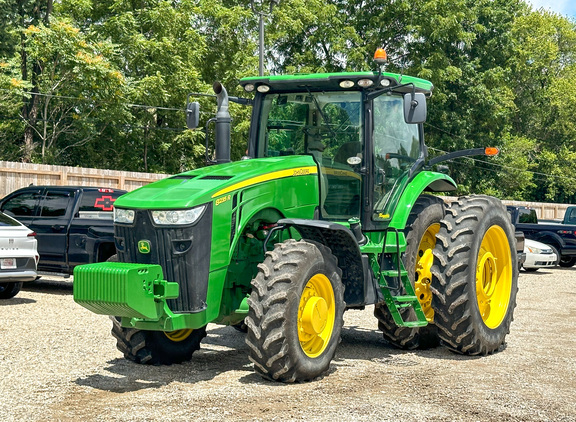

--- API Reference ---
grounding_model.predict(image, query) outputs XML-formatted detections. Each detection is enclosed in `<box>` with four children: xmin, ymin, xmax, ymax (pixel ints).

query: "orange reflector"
<box><xmin>374</xmin><ymin>48</ymin><xmax>387</xmax><ymax>63</ymax></box>
<box><xmin>485</xmin><ymin>147</ymin><xmax>499</xmax><ymax>156</ymax></box>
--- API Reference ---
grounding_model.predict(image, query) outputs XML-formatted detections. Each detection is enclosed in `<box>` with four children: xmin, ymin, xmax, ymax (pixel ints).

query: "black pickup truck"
<box><xmin>507</xmin><ymin>205</ymin><xmax>576</xmax><ymax>267</ymax></box>
<box><xmin>0</xmin><ymin>186</ymin><xmax>126</xmax><ymax>276</ymax></box>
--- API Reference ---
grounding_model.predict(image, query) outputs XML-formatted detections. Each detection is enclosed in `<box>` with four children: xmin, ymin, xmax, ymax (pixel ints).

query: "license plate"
<box><xmin>1</xmin><ymin>258</ymin><xmax>16</xmax><ymax>269</ymax></box>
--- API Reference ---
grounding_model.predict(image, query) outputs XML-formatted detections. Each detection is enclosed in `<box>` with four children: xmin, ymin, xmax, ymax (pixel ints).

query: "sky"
<box><xmin>528</xmin><ymin>0</ymin><xmax>576</xmax><ymax>18</ymax></box>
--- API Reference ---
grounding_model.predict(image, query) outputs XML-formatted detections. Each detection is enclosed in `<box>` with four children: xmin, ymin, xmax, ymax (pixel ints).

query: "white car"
<box><xmin>523</xmin><ymin>239</ymin><xmax>558</xmax><ymax>272</ymax></box>
<box><xmin>0</xmin><ymin>211</ymin><xmax>39</xmax><ymax>299</ymax></box>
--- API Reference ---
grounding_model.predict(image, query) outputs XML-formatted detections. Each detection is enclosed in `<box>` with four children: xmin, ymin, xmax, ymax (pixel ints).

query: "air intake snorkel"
<box><xmin>213</xmin><ymin>81</ymin><xmax>231</xmax><ymax>164</ymax></box>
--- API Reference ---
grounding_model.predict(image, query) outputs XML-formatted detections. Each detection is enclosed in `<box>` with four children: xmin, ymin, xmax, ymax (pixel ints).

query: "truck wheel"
<box><xmin>111</xmin><ymin>317</ymin><xmax>207</xmax><ymax>365</ymax></box>
<box><xmin>431</xmin><ymin>195</ymin><xmax>518</xmax><ymax>355</ymax></box>
<box><xmin>245</xmin><ymin>239</ymin><xmax>345</xmax><ymax>382</ymax></box>
<box><xmin>0</xmin><ymin>282</ymin><xmax>23</xmax><ymax>299</ymax></box>
<box><xmin>559</xmin><ymin>256</ymin><xmax>576</xmax><ymax>267</ymax></box>
<box><xmin>374</xmin><ymin>195</ymin><xmax>444</xmax><ymax>349</ymax></box>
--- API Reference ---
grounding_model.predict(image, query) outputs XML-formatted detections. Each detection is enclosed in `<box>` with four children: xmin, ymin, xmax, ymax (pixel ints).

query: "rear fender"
<box><xmin>389</xmin><ymin>171</ymin><xmax>456</xmax><ymax>230</ymax></box>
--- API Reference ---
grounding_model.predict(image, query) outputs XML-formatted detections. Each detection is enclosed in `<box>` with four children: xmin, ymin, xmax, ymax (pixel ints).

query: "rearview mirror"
<box><xmin>403</xmin><ymin>92</ymin><xmax>427</xmax><ymax>124</ymax></box>
<box><xmin>186</xmin><ymin>101</ymin><xmax>199</xmax><ymax>129</ymax></box>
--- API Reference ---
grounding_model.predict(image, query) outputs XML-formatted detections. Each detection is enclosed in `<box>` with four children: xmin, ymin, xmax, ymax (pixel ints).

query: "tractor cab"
<box><xmin>240</xmin><ymin>72</ymin><xmax>430</xmax><ymax>230</ymax></box>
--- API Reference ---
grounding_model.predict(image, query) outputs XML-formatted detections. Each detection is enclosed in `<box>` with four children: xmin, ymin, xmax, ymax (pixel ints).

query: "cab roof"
<box><xmin>239</xmin><ymin>71</ymin><xmax>433</xmax><ymax>95</ymax></box>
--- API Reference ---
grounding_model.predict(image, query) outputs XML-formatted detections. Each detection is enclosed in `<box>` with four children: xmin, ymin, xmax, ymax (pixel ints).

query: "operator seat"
<box><xmin>333</xmin><ymin>141</ymin><xmax>362</xmax><ymax>165</ymax></box>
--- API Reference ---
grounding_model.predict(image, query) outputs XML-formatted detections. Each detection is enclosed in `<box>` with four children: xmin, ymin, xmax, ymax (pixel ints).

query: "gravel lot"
<box><xmin>1</xmin><ymin>268</ymin><xmax>576</xmax><ymax>422</ymax></box>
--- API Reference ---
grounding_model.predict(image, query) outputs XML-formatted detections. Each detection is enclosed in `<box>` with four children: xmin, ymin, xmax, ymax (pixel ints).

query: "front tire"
<box><xmin>374</xmin><ymin>195</ymin><xmax>444</xmax><ymax>349</ymax></box>
<box><xmin>107</xmin><ymin>254</ymin><xmax>207</xmax><ymax>364</ymax></box>
<box><xmin>431</xmin><ymin>195</ymin><xmax>518</xmax><ymax>355</ymax></box>
<box><xmin>111</xmin><ymin>318</ymin><xmax>207</xmax><ymax>365</ymax></box>
<box><xmin>0</xmin><ymin>282</ymin><xmax>22</xmax><ymax>299</ymax></box>
<box><xmin>245</xmin><ymin>239</ymin><xmax>345</xmax><ymax>382</ymax></box>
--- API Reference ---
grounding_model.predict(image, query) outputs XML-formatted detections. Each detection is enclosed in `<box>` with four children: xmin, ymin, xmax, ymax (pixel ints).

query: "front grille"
<box><xmin>115</xmin><ymin>204</ymin><xmax>213</xmax><ymax>313</ymax></box>
<box><xmin>535</xmin><ymin>261</ymin><xmax>555</xmax><ymax>266</ymax></box>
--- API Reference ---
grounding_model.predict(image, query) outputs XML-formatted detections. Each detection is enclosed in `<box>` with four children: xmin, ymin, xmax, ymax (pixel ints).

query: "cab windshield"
<box><xmin>257</xmin><ymin>91</ymin><xmax>362</xmax><ymax>159</ymax></box>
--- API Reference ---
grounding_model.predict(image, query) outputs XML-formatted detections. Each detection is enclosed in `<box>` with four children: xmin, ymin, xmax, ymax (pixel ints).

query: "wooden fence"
<box><xmin>500</xmin><ymin>199</ymin><xmax>571</xmax><ymax>221</ymax></box>
<box><xmin>0</xmin><ymin>161</ymin><xmax>168</xmax><ymax>198</ymax></box>
<box><xmin>0</xmin><ymin>161</ymin><xmax>573</xmax><ymax>220</ymax></box>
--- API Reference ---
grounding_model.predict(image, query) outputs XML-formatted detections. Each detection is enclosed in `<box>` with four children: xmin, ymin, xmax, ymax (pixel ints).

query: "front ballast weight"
<box><xmin>74</xmin><ymin>262</ymin><xmax>179</xmax><ymax>322</ymax></box>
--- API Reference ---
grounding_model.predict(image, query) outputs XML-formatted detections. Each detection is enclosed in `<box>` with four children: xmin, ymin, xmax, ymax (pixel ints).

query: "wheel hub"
<box><xmin>414</xmin><ymin>223</ymin><xmax>440</xmax><ymax>322</ymax></box>
<box><xmin>164</xmin><ymin>329</ymin><xmax>194</xmax><ymax>342</ymax></box>
<box><xmin>297</xmin><ymin>273</ymin><xmax>335</xmax><ymax>358</ymax></box>
<box><xmin>301</xmin><ymin>296</ymin><xmax>328</xmax><ymax>335</ymax></box>
<box><xmin>415</xmin><ymin>248</ymin><xmax>434</xmax><ymax>322</ymax></box>
<box><xmin>475</xmin><ymin>225</ymin><xmax>512</xmax><ymax>329</ymax></box>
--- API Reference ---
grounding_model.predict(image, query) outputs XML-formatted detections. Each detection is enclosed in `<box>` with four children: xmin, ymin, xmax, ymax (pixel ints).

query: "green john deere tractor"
<box><xmin>74</xmin><ymin>56</ymin><xmax>518</xmax><ymax>382</ymax></box>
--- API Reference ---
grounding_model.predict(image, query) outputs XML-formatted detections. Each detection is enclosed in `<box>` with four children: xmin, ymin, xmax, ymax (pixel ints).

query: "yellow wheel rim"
<box><xmin>298</xmin><ymin>274</ymin><xmax>336</xmax><ymax>358</ymax></box>
<box><xmin>415</xmin><ymin>223</ymin><xmax>440</xmax><ymax>322</ymax></box>
<box><xmin>476</xmin><ymin>225</ymin><xmax>513</xmax><ymax>329</ymax></box>
<box><xmin>164</xmin><ymin>329</ymin><xmax>194</xmax><ymax>342</ymax></box>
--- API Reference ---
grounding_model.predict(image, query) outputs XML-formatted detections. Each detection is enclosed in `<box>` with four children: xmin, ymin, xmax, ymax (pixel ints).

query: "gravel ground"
<box><xmin>1</xmin><ymin>268</ymin><xmax>576</xmax><ymax>422</ymax></box>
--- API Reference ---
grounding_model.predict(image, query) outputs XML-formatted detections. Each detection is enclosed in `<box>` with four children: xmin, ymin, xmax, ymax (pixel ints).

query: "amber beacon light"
<box><xmin>374</xmin><ymin>48</ymin><xmax>387</xmax><ymax>65</ymax></box>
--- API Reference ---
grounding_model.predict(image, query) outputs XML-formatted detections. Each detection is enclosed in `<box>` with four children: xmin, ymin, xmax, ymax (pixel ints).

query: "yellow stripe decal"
<box><xmin>211</xmin><ymin>166</ymin><xmax>318</xmax><ymax>198</ymax></box>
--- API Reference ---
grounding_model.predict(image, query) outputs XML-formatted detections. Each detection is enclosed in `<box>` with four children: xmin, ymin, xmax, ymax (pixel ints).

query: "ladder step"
<box><xmin>393</xmin><ymin>295</ymin><xmax>418</xmax><ymax>303</ymax></box>
<box><xmin>402</xmin><ymin>321</ymin><xmax>429</xmax><ymax>327</ymax></box>
<box><xmin>380</xmin><ymin>270</ymin><xmax>408</xmax><ymax>278</ymax></box>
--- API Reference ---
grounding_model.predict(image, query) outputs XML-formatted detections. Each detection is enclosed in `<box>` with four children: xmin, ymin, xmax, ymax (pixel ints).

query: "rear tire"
<box><xmin>431</xmin><ymin>195</ymin><xmax>518</xmax><ymax>355</ymax></box>
<box><xmin>0</xmin><ymin>282</ymin><xmax>22</xmax><ymax>299</ymax></box>
<box><xmin>111</xmin><ymin>317</ymin><xmax>207</xmax><ymax>365</ymax></box>
<box><xmin>245</xmin><ymin>239</ymin><xmax>345</xmax><ymax>382</ymax></box>
<box><xmin>374</xmin><ymin>195</ymin><xmax>444</xmax><ymax>349</ymax></box>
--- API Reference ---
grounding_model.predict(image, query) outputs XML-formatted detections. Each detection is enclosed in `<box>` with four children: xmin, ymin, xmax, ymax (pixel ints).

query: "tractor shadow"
<box><xmin>74</xmin><ymin>324</ymin><xmax>484</xmax><ymax>392</ymax></box>
<box><xmin>335</xmin><ymin>324</ymin><xmax>485</xmax><ymax>364</ymax></box>
<box><xmin>74</xmin><ymin>325</ymin><xmax>254</xmax><ymax>392</ymax></box>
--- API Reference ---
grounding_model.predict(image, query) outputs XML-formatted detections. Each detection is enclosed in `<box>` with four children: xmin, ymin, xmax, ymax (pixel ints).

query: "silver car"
<box><xmin>0</xmin><ymin>211</ymin><xmax>39</xmax><ymax>299</ymax></box>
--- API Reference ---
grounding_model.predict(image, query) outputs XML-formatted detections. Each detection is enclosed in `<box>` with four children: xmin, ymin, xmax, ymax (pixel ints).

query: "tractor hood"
<box><xmin>114</xmin><ymin>155</ymin><xmax>318</xmax><ymax>210</ymax></box>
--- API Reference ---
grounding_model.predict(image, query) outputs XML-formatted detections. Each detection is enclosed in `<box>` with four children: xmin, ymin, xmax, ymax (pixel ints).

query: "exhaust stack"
<box><xmin>213</xmin><ymin>81</ymin><xmax>231</xmax><ymax>164</ymax></box>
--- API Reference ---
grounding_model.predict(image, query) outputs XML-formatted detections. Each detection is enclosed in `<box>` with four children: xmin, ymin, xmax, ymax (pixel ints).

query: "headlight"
<box><xmin>114</xmin><ymin>208</ymin><xmax>135</xmax><ymax>224</ymax></box>
<box><xmin>358</xmin><ymin>78</ymin><xmax>374</xmax><ymax>88</ymax></box>
<box><xmin>527</xmin><ymin>246</ymin><xmax>543</xmax><ymax>254</ymax></box>
<box><xmin>152</xmin><ymin>205</ymin><xmax>206</xmax><ymax>226</ymax></box>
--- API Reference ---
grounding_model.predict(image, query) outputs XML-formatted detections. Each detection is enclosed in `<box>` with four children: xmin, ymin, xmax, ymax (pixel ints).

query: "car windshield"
<box><xmin>0</xmin><ymin>212</ymin><xmax>22</xmax><ymax>227</ymax></box>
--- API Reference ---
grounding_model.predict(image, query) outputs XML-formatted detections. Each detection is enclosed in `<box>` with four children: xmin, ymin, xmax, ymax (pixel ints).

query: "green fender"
<box><xmin>388</xmin><ymin>171</ymin><xmax>456</xmax><ymax>230</ymax></box>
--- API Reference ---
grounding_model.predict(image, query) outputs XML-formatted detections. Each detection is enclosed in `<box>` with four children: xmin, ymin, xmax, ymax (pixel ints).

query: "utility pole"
<box><xmin>251</xmin><ymin>0</ymin><xmax>279</xmax><ymax>76</ymax></box>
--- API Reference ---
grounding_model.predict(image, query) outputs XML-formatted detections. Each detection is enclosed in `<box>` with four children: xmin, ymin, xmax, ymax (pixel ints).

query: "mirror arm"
<box><xmin>365</xmin><ymin>82</ymin><xmax>415</xmax><ymax>102</ymax></box>
<box><xmin>426</xmin><ymin>148</ymin><xmax>493</xmax><ymax>168</ymax></box>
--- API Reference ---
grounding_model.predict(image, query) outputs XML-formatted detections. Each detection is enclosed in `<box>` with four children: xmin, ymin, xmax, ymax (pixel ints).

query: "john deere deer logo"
<box><xmin>138</xmin><ymin>240</ymin><xmax>151</xmax><ymax>254</ymax></box>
